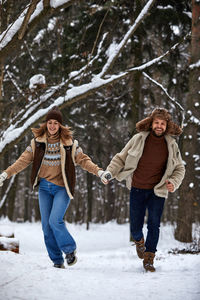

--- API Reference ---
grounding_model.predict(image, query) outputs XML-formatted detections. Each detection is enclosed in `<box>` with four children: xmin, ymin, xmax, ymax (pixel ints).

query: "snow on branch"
<box><xmin>186</xmin><ymin>110</ymin><xmax>200</xmax><ymax>127</ymax></box>
<box><xmin>127</xmin><ymin>32</ymin><xmax>191</xmax><ymax>74</ymax></box>
<box><xmin>189</xmin><ymin>59</ymin><xmax>200</xmax><ymax>69</ymax></box>
<box><xmin>50</xmin><ymin>0</ymin><xmax>74</xmax><ymax>9</ymax></box>
<box><xmin>0</xmin><ymin>74</ymin><xmax>123</xmax><ymax>154</ymax></box>
<box><xmin>0</xmin><ymin>3</ymin><xmax>192</xmax><ymax>156</ymax></box>
<box><xmin>78</xmin><ymin>10</ymin><xmax>109</xmax><ymax>84</ymax></box>
<box><xmin>0</xmin><ymin>0</ymin><xmax>76</xmax><ymax>57</ymax></box>
<box><xmin>0</xmin><ymin>31</ymin><xmax>191</xmax><ymax>154</ymax></box>
<box><xmin>1</xmin><ymin>32</ymin><xmax>108</xmax><ymax>137</ymax></box>
<box><xmin>1</xmin><ymin>82</ymin><xmax>65</xmax><ymax>137</ymax></box>
<box><xmin>99</xmin><ymin>0</ymin><xmax>156</xmax><ymax>78</ymax></box>
<box><xmin>142</xmin><ymin>72</ymin><xmax>184</xmax><ymax>111</ymax></box>
<box><xmin>0</xmin><ymin>5</ymin><xmax>29</xmax><ymax>49</ymax></box>
<box><xmin>69</xmin><ymin>32</ymin><xmax>108</xmax><ymax>82</ymax></box>
<box><xmin>5</xmin><ymin>69</ymin><xmax>26</xmax><ymax>99</ymax></box>
<box><xmin>143</xmin><ymin>72</ymin><xmax>185</xmax><ymax>127</ymax></box>
<box><xmin>18</xmin><ymin>0</ymin><xmax>39</xmax><ymax>40</ymax></box>
<box><xmin>0</xmin><ymin>175</ymin><xmax>16</xmax><ymax>210</ymax></box>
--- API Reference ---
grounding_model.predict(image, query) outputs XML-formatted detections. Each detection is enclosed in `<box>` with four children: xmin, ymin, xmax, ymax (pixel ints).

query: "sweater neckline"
<box><xmin>47</xmin><ymin>132</ymin><xmax>60</xmax><ymax>143</ymax></box>
<box><xmin>149</xmin><ymin>131</ymin><xmax>165</xmax><ymax>142</ymax></box>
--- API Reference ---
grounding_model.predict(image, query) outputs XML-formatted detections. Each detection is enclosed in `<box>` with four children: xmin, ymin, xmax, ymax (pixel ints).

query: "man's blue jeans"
<box><xmin>130</xmin><ymin>187</ymin><xmax>165</xmax><ymax>253</ymax></box>
<box><xmin>38</xmin><ymin>178</ymin><xmax>76</xmax><ymax>264</ymax></box>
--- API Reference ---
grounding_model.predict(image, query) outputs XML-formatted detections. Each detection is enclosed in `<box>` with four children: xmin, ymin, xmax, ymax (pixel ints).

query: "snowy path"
<box><xmin>0</xmin><ymin>221</ymin><xmax>199</xmax><ymax>300</ymax></box>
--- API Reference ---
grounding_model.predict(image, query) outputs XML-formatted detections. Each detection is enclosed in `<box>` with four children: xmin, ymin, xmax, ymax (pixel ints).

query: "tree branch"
<box><xmin>142</xmin><ymin>71</ymin><xmax>185</xmax><ymax>127</ymax></box>
<box><xmin>0</xmin><ymin>175</ymin><xmax>16</xmax><ymax>210</ymax></box>
<box><xmin>78</xmin><ymin>9</ymin><xmax>110</xmax><ymax>85</ymax></box>
<box><xmin>18</xmin><ymin>0</ymin><xmax>39</xmax><ymax>40</ymax></box>
<box><xmin>99</xmin><ymin>0</ymin><xmax>157</xmax><ymax>78</ymax></box>
<box><xmin>0</xmin><ymin>0</ymin><xmax>76</xmax><ymax>61</ymax></box>
<box><xmin>0</xmin><ymin>33</ymin><xmax>191</xmax><ymax>157</ymax></box>
<box><xmin>43</xmin><ymin>0</ymin><xmax>50</xmax><ymax>8</ymax></box>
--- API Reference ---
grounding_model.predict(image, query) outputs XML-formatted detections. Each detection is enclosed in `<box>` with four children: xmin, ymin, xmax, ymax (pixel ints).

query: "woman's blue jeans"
<box><xmin>130</xmin><ymin>187</ymin><xmax>165</xmax><ymax>253</ymax></box>
<box><xmin>38</xmin><ymin>178</ymin><xmax>76</xmax><ymax>264</ymax></box>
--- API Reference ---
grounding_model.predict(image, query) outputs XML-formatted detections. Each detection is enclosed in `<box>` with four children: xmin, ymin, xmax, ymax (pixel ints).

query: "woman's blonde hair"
<box><xmin>31</xmin><ymin>122</ymin><xmax>73</xmax><ymax>141</ymax></box>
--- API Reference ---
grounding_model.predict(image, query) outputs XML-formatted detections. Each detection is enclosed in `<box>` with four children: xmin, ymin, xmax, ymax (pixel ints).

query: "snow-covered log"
<box><xmin>0</xmin><ymin>237</ymin><xmax>19</xmax><ymax>253</ymax></box>
<box><xmin>0</xmin><ymin>225</ymin><xmax>15</xmax><ymax>238</ymax></box>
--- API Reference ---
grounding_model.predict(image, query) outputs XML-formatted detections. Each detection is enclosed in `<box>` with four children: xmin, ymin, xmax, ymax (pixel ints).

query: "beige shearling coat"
<box><xmin>107</xmin><ymin>132</ymin><xmax>185</xmax><ymax>198</ymax></box>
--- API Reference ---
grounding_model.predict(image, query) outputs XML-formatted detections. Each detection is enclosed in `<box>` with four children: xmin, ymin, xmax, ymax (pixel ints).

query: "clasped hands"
<box><xmin>98</xmin><ymin>170</ymin><xmax>112</xmax><ymax>185</ymax></box>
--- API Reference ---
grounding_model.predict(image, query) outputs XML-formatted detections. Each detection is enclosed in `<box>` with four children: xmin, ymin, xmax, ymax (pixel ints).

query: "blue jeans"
<box><xmin>38</xmin><ymin>178</ymin><xmax>76</xmax><ymax>264</ymax></box>
<box><xmin>130</xmin><ymin>187</ymin><xmax>165</xmax><ymax>253</ymax></box>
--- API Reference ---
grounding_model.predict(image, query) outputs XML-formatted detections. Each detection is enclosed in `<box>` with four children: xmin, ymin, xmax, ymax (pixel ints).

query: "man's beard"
<box><xmin>152</xmin><ymin>128</ymin><xmax>165</xmax><ymax>137</ymax></box>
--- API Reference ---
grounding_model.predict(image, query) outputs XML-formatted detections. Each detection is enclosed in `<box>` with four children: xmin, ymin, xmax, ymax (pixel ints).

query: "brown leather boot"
<box><xmin>134</xmin><ymin>237</ymin><xmax>145</xmax><ymax>259</ymax></box>
<box><xmin>143</xmin><ymin>252</ymin><xmax>156</xmax><ymax>272</ymax></box>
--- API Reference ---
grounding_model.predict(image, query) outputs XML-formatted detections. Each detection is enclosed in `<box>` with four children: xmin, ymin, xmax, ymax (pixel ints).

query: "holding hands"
<box><xmin>98</xmin><ymin>170</ymin><xmax>112</xmax><ymax>185</ymax></box>
<box><xmin>0</xmin><ymin>172</ymin><xmax>8</xmax><ymax>187</ymax></box>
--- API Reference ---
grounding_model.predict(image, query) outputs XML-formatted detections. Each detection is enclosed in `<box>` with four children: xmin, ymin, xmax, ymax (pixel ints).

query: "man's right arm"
<box><xmin>106</xmin><ymin>136</ymin><xmax>134</xmax><ymax>178</ymax></box>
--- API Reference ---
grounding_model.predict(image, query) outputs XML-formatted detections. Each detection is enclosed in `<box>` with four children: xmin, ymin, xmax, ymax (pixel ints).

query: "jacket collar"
<box><xmin>164</xmin><ymin>134</ymin><xmax>175</xmax><ymax>145</ymax></box>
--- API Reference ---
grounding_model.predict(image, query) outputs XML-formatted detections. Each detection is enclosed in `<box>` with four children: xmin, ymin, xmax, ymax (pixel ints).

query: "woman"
<box><xmin>0</xmin><ymin>106</ymin><xmax>104</xmax><ymax>269</ymax></box>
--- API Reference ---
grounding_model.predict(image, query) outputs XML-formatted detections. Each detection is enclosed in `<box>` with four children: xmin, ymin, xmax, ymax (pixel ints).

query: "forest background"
<box><xmin>0</xmin><ymin>0</ymin><xmax>199</xmax><ymax>244</ymax></box>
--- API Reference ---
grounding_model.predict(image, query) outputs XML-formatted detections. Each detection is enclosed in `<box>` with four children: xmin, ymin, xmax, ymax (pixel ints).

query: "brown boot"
<box><xmin>143</xmin><ymin>252</ymin><xmax>156</xmax><ymax>272</ymax></box>
<box><xmin>134</xmin><ymin>237</ymin><xmax>145</xmax><ymax>259</ymax></box>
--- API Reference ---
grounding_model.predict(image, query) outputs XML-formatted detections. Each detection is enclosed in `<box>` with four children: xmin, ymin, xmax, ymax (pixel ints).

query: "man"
<box><xmin>100</xmin><ymin>108</ymin><xmax>185</xmax><ymax>272</ymax></box>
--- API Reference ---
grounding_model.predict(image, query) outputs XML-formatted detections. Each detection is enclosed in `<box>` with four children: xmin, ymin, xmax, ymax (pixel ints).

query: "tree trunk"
<box><xmin>128</xmin><ymin>0</ymin><xmax>144</xmax><ymax>135</ymax></box>
<box><xmin>7</xmin><ymin>176</ymin><xmax>18</xmax><ymax>221</ymax></box>
<box><xmin>0</xmin><ymin>59</ymin><xmax>4</xmax><ymax>101</ymax></box>
<box><xmin>175</xmin><ymin>0</ymin><xmax>200</xmax><ymax>242</ymax></box>
<box><xmin>104</xmin><ymin>181</ymin><xmax>115</xmax><ymax>222</ymax></box>
<box><xmin>86</xmin><ymin>172</ymin><xmax>93</xmax><ymax>230</ymax></box>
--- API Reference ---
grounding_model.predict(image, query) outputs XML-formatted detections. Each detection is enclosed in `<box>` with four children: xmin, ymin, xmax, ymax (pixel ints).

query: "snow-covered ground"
<box><xmin>0</xmin><ymin>219</ymin><xmax>199</xmax><ymax>300</ymax></box>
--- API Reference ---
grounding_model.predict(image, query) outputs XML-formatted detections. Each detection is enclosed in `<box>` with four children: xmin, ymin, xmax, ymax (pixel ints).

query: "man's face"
<box><xmin>152</xmin><ymin>118</ymin><xmax>167</xmax><ymax>136</ymax></box>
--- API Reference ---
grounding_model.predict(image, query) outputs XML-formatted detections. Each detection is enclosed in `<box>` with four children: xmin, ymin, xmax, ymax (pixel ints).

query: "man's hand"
<box><xmin>166</xmin><ymin>180</ymin><xmax>174</xmax><ymax>192</ymax></box>
<box><xmin>0</xmin><ymin>172</ymin><xmax>8</xmax><ymax>187</ymax></box>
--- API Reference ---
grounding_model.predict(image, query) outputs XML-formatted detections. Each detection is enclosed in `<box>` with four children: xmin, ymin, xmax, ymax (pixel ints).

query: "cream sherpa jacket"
<box><xmin>107</xmin><ymin>132</ymin><xmax>185</xmax><ymax>198</ymax></box>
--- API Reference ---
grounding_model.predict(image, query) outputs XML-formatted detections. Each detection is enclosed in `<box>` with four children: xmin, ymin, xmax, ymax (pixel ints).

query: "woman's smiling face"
<box><xmin>47</xmin><ymin>119</ymin><xmax>60</xmax><ymax>135</ymax></box>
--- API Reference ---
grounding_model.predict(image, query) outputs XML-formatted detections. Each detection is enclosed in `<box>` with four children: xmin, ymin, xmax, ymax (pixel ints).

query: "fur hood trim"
<box><xmin>136</xmin><ymin>108</ymin><xmax>182</xmax><ymax>136</ymax></box>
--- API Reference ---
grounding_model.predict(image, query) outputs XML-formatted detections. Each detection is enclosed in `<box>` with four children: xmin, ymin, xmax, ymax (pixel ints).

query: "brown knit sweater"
<box><xmin>132</xmin><ymin>132</ymin><xmax>168</xmax><ymax>189</ymax></box>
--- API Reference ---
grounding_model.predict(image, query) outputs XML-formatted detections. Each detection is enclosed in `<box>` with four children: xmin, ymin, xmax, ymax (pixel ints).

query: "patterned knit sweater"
<box><xmin>38</xmin><ymin>132</ymin><xmax>64</xmax><ymax>186</ymax></box>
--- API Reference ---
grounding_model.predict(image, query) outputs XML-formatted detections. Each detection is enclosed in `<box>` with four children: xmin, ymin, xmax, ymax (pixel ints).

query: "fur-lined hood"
<box><xmin>136</xmin><ymin>108</ymin><xmax>182</xmax><ymax>136</ymax></box>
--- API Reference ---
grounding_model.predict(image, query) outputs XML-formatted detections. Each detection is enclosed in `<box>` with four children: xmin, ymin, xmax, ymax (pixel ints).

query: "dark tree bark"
<box><xmin>86</xmin><ymin>172</ymin><xmax>93</xmax><ymax>230</ymax></box>
<box><xmin>175</xmin><ymin>0</ymin><xmax>200</xmax><ymax>242</ymax></box>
